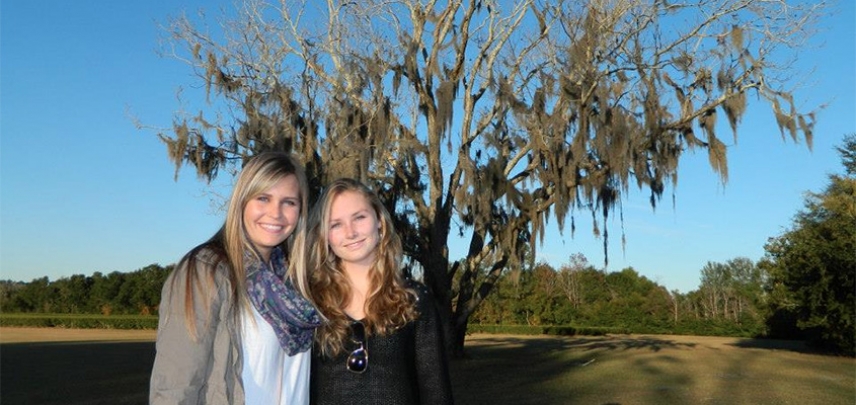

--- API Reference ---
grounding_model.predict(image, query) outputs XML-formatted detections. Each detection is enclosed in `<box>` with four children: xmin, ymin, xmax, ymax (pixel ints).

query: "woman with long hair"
<box><xmin>150</xmin><ymin>152</ymin><xmax>321</xmax><ymax>404</ymax></box>
<box><xmin>303</xmin><ymin>178</ymin><xmax>453</xmax><ymax>405</ymax></box>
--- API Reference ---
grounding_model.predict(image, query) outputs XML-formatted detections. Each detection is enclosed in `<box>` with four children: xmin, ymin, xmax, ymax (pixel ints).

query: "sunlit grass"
<box><xmin>450</xmin><ymin>334</ymin><xmax>855</xmax><ymax>405</ymax></box>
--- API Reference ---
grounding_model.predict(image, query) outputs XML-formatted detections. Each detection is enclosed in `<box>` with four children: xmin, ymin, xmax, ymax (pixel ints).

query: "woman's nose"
<box><xmin>269</xmin><ymin>203</ymin><xmax>283</xmax><ymax>218</ymax></box>
<box><xmin>344</xmin><ymin>222</ymin><xmax>357</xmax><ymax>238</ymax></box>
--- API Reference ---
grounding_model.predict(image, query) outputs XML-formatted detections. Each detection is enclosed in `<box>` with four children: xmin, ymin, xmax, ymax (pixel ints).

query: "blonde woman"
<box><xmin>304</xmin><ymin>178</ymin><xmax>453</xmax><ymax>405</ymax></box>
<box><xmin>150</xmin><ymin>152</ymin><xmax>320</xmax><ymax>405</ymax></box>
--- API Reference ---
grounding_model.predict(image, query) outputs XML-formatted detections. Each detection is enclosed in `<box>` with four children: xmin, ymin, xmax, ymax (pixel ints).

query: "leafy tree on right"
<box><xmin>760</xmin><ymin>134</ymin><xmax>856</xmax><ymax>356</ymax></box>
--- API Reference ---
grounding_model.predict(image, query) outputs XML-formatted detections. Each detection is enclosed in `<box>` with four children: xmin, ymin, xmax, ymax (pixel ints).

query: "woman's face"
<box><xmin>243</xmin><ymin>174</ymin><xmax>302</xmax><ymax>261</ymax></box>
<box><xmin>327</xmin><ymin>190</ymin><xmax>381</xmax><ymax>269</ymax></box>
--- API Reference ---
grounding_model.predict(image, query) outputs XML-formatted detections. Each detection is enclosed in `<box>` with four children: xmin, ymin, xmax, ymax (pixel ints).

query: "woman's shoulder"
<box><xmin>190</xmin><ymin>244</ymin><xmax>226</xmax><ymax>263</ymax></box>
<box><xmin>172</xmin><ymin>243</ymin><xmax>231</xmax><ymax>279</ymax></box>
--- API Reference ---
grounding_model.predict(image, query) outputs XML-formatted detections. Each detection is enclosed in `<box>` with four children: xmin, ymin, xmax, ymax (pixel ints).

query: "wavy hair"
<box><xmin>176</xmin><ymin>152</ymin><xmax>310</xmax><ymax>338</ymax></box>
<box><xmin>304</xmin><ymin>178</ymin><xmax>417</xmax><ymax>357</ymax></box>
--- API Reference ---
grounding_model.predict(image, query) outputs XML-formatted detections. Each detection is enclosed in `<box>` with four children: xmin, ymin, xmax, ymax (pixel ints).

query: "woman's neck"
<box><xmin>343</xmin><ymin>264</ymin><xmax>371</xmax><ymax>320</ymax></box>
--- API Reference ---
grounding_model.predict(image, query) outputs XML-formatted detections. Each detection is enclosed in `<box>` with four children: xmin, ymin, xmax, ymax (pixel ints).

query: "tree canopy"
<box><xmin>0</xmin><ymin>264</ymin><xmax>170</xmax><ymax>316</ymax></box>
<box><xmin>152</xmin><ymin>0</ymin><xmax>824</xmax><ymax>355</ymax></box>
<box><xmin>761</xmin><ymin>133</ymin><xmax>856</xmax><ymax>356</ymax></box>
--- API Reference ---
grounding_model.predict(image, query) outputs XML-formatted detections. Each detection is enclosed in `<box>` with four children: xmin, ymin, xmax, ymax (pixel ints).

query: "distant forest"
<box><xmin>0</xmin><ymin>264</ymin><xmax>171</xmax><ymax>316</ymax></box>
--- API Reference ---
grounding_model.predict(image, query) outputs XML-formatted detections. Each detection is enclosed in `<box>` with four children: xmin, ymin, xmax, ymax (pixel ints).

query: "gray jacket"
<box><xmin>150</xmin><ymin>247</ymin><xmax>245</xmax><ymax>404</ymax></box>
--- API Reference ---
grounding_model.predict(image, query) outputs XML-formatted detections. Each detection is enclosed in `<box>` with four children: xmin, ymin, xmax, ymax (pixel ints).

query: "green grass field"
<box><xmin>451</xmin><ymin>334</ymin><xmax>855</xmax><ymax>404</ymax></box>
<box><xmin>1</xmin><ymin>328</ymin><xmax>853</xmax><ymax>404</ymax></box>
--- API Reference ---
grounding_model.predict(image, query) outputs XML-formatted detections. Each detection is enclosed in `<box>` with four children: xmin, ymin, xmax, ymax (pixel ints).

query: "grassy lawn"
<box><xmin>1</xmin><ymin>328</ymin><xmax>853</xmax><ymax>404</ymax></box>
<box><xmin>451</xmin><ymin>334</ymin><xmax>855</xmax><ymax>405</ymax></box>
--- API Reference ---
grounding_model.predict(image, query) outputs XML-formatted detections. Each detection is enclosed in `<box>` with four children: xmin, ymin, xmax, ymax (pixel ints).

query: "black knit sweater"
<box><xmin>309</xmin><ymin>282</ymin><xmax>454</xmax><ymax>405</ymax></box>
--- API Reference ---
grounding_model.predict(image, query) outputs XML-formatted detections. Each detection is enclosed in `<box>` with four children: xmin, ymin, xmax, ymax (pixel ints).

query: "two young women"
<box><xmin>150</xmin><ymin>152</ymin><xmax>453</xmax><ymax>405</ymax></box>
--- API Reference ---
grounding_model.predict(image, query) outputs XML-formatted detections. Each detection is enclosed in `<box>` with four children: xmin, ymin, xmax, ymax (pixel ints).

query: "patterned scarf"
<box><xmin>245</xmin><ymin>247</ymin><xmax>321</xmax><ymax>356</ymax></box>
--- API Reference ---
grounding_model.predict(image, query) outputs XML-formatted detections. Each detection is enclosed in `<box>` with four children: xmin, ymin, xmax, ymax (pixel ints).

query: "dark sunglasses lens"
<box><xmin>347</xmin><ymin>348</ymin><xmax>368</xmax><ymax>373</ymax></box>
<box><xmin>351</xmin><ymin>322</ymin><xmax>365</xmax><ymax>340</ymax></box>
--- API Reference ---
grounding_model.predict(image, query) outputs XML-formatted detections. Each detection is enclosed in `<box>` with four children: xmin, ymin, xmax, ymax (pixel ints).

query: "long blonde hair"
<box><xmin>304</xmin><ymin>178</ymin><xmax>417</xmax><ymax>356</ymax></box>
<box><xmin>175</xmin><ymin>152</ymin><xmax>311</xmax><ymax>338</ymax></box>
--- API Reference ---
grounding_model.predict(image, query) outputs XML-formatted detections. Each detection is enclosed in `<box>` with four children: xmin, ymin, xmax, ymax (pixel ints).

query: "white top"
<box><xmin>241</xmin><ymin>305</ymin><xmax>311</xmax><ymax>405</ymax></box>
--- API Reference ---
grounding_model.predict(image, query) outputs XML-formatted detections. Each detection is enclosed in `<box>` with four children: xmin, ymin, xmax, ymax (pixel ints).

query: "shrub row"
<box><xmin>0</xmin><ymin>314</ymin><xmax>158</xmax><ymax>330</ymax></box>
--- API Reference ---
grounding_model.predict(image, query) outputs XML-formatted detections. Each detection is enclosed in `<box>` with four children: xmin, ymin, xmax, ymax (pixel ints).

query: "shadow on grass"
<box><xmin>3</xmin><ymin>335</ymin><xmax>662</xmax><ymax>405</ymax></box>
<box><xmin>2</xmin><ymin>335</ymin><xmax>847</xmax><ymax>405</ymax></box>
<box><xmin>449</xmin><ymin>335</ymin><xmax>698</xmax><ymax>405</ymax></box>
<box><xmin>725</xmin><ymin>337</ymin><xmax>829</xmax><ymax>354</ymax></box>
<box><xmin>1</xmin><ymin>341</ymin><xmax>156</xmax><ymax>405</ymax></box>
<box><xmin>450</xmin><ymin>334</ymin><xmax>854</xmax><ymax>405</ymax></box>
<box><xmin>461</xmin><ymin>334</ymin><xmax>697</xmax><ymax>354</ymax></box>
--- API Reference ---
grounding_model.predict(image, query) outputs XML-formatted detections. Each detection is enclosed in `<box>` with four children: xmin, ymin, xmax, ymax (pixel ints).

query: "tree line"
<box><xmin>0</xmin><ymin>264</ymin><xmax>171</xmax><ymax>316</ymax></box>
<box><xmin>472</xmin><ymin>255</ymin><xmax>769</xmax><ymax>338</ymax></box>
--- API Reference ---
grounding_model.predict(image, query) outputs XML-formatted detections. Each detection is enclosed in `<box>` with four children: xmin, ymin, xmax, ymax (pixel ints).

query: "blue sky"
<box><xmin>1</xmin><ymin>1</ymin><xmax>854</xmax><ymax>293</ymax></box>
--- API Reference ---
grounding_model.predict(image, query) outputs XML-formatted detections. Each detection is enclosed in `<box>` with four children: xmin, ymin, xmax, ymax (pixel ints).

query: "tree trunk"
<box><xmin>450</xmin><ymin>257</ymin><xmax>507</xmax><ymax>357</ymax></box>
<box><xmin>451</xmin><ymin>314</ymin><xmax>469</xmax><ymax>358</ymax></box>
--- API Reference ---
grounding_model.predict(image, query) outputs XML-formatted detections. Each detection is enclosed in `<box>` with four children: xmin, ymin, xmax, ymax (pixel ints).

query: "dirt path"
<box><xmin>0</xmin><ymin>327</ymin><xmax>156</xmax><ymax>343</ymax></box>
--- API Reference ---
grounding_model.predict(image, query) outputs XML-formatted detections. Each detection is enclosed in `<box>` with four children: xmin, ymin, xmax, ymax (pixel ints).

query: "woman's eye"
<box><xmin>257</xmin><ymin>196</ymin><xmax>270</xmax><ymax>203</ymax></box>
<box><xmin>330</xmin><ymin>223</ymin><xmax>341</xmax><ymax>230</ymax></box>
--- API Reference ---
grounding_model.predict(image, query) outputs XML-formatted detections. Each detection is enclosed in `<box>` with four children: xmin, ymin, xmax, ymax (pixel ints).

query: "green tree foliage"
<box><xmin>150</xmin><ymin>0</ymin><xmax>823</xmax><ymax>355</ymax></box>
<box><xmin>762</xmin><ymin>134</ymin><xmax>856</xmax><ymax>355</ymax></box>
<box><xmin>0</xmin><ymin>264</ymin><xmax>171</xmax><ymax>316</ymax></box>
<box><xmin>0</xmin><ymin>281</ymin><xmax>25</xmax><ymax>308</ymax></box>
<box><xmin>689</xmin><ymin>257</ymin><xmax>766</xmax><ymax>336</ymax></box>
<box><xmin>696</xmin><ymin>258</ymin><xmax>765</xmax><ymax>321</ymax></box>
<box><xmin>473</xmin><ymin>256</ymin><xmax>677</xmax><ymax>334</ymax></box>
<box><xmin>9</xmin><ymin>277</ymin><xmax>53</xmax><ymax>312</ymax></box>
<box><xmin>470</xmin><ymin>252</ymin><xmax>779</xmax><ymax>339</ymax></box>
<box><xmin>583</xmin><ymin>268</ymin><xmax>672</xmax><ymax>331</ymax></box>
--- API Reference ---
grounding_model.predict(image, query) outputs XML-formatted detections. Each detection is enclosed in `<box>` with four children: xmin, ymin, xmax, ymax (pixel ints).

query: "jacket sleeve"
<box><xmin>413</xmin><ymin>283</ymin><xmax>455</xmax><ymax>405</ymax></box>
<box><xmin>149</xmin><ymin>255</ymin><xmax>234</xmax><ymax>405</ymax></box>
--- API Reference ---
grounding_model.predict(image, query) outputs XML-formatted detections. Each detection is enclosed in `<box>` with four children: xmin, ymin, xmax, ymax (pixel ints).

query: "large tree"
<box><xmin>153</xmin><ymin>0</ymin><xmax>823</xmax><ymax>355</ymax></box>
<box><xmin>761</xmin><ymin>134</ymin><xmax>856</xmax><ymax>355</ymax></box>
